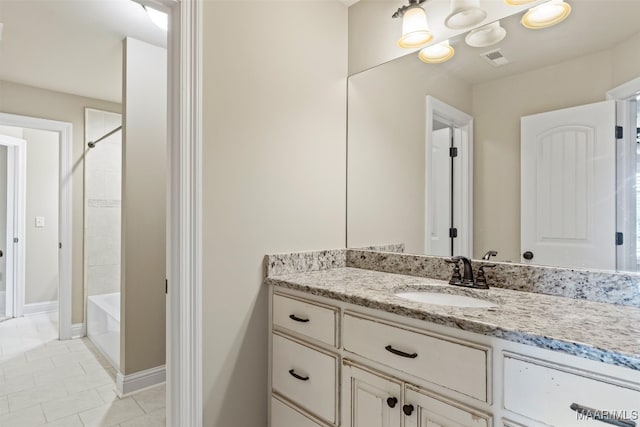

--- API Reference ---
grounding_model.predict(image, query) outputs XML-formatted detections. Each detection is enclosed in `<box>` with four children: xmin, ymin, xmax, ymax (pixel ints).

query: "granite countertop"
<box><xmin>266</xmin><ymin>267</ymin><xmax>640</xmax><ymax>371</ymax></box>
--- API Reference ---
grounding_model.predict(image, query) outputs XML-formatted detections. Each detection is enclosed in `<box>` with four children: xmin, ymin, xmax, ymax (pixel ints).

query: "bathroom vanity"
<box><xmin>266</xmin><ymin>250</ymin><xmax>640</xmax><ymax>427</ymax></box>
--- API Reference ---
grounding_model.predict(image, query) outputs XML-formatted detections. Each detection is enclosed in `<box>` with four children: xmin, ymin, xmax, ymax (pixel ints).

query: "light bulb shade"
<box><xmin>419</xmin><ymin>41</ymin><xmax>455</xmax><ymax>63</ymax></box>
<box><xmin>504</xmin><ymin>0</ymin><xmax>537</xmax><ymax>5</ymax></box>
<box><xmin>445</xmin><ymin>0</ymin><xmax>487</xmax><ymax>30</ymax></box>
<box><xmin>522</xmin><ymin>0</ymin><xmax>571</xmax><ymax>29</ymax></box>
<box><xmin>465</xmin><ymin>21</ymin><xmax>507</xmax><ymax>47</ymax></box>
<box><xmin>398</xmin><ymin>5</ymin><xmax>433</xmax><ymax>49</ymax></box>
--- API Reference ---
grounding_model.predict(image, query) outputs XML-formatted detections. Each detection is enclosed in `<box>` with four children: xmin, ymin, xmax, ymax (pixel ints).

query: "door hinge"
<box><xmin>59</xmin><ymin>242</ymin><xmax>62</xmax><ymax>249</ymax></box>
<box><xmin>165</xmin><ymin>279</ymin><xmax>168</xmax><ymax>294</ymax></box>
<box><xmin>449</xmin><ymin>228</ymin><xmax>458</xmax><ymax>238</ymax></box>
<box><xmin>615</xmin><ymin>126</ymin><xmax>623</xmax><ymax>139</ymax></box>
<box><xmin>449</xmin><ymin>147</ymin><xmax>458</xmax><ymax>158</ymax></box>
<box><xmin>616</xmin><ymin>232</ymin><xmax>624</xmax><ymax>246</ymax></box>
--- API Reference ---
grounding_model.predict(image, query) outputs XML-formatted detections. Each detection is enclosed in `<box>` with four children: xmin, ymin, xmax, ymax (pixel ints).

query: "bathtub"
<box><xmin>87</xmin><ymin>292</ymin><xmax>120</xmax><ymax>370</ymax></box>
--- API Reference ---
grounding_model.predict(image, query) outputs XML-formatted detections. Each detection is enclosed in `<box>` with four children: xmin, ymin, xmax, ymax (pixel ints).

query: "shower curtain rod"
<box><xmin>87</xmin><ymin>125</ymin><xmax>122</xmax><ymax>148</ymax></box>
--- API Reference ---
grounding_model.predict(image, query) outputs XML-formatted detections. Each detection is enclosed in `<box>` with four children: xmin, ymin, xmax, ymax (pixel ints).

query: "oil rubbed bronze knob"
<box><xmin>523</xmin><ymin>251</ymin><xmax>534</xmax><ymax>260</ymax></box>
<box><xmin>386</xmin><ymin>397</ymin><xmax>398</xmax><ymax>408</ymax></box>
<box><xmin>402</xmin><ymin>404</ymin><xmax>414</xmax><ymax>416</ymax></box>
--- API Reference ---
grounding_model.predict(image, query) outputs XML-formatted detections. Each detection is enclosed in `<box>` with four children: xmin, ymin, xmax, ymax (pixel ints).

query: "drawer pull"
<box><xmin>288</xmin><ymin>369</ymin><xmax>309</xmax><ymax>382</ymax></box>
<box><xmin>386</xmin><ymin>397</ymin><xmax>398</xmax><ymax>408</ymax></box>
<box><xmin>289</xmin><ymin>314</ymin><xmax>310</xmax><ymax>323</ymax></box>
<box><xmin>402</xmin><ymin>404</ymin><xmax>414</xmax><ymax>416</ymax></box>
<box><xmin>570</xmin><ymin>403</ymin><xmax>637</xmax><ymax>427</ymax></box>
<box><xmin>385</xmin><ymin>345</ymin><xmax>418</xmax><ymax>359</ymax></box>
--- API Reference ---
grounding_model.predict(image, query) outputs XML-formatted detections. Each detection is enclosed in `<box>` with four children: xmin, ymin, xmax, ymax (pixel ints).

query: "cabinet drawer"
<box><xmin>343</xmin><ymin>312</ymin><xmax>489</xmax><ymax>401</ymax></box>
<box><xmin>273</xmin><ymin>293</ymin><xmax>338</xmax><ymax>347</ymax></box>
<box><xmin>504</xmin><ymin>355</ymin><xmax>640</xmax><ymax>427</ymax></box>
<box><xmin>272</xmin><ymin>395</ymin><xmax>326</xmax><ymax>427</ymax></box>
<box><xmin>272</xmin><ymin>333</ymin><xmax>338</xmax><ymax>424</ymax></box>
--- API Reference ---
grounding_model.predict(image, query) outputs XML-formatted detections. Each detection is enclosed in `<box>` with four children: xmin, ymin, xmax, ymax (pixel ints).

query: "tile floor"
<box><xmin>0</xmin><ymin>313</ymin><xmax>165</xmax><ymax>426</ymax></box>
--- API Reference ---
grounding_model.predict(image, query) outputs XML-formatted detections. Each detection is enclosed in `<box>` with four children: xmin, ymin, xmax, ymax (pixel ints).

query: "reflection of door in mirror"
<box><xmin>521</xmin><ymin>100</ymin><xmax>616</xmax><ymax>270</ymax></box>
<box><xmin>428</xmin><ymin>126</ymin><xmax>452</xmax><ymax>256</ymax></box>
<box><xmin>425</xmin><ymin>97</ymin><xmax>473</xmax><ymax>258</ymax></box>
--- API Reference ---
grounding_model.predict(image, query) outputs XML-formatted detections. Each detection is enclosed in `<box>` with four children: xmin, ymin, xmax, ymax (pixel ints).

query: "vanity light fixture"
<box><xmin>504</xmin><ymin>0</ymin><xmax>537</xmax><ymax>5</ymax></box>
<box><xmin>393</xmin><ymin>0</ymin><xmax>433</xmax><ymax>49</ymax></box>
<box><xmin>143</xmin><ymin>5</ymin><xmax>168</xmax><ymax>31</ymax></box>
<box><xmin>419</xmin><ymin>40</ymin><xmax>455</xmax><ymax>63</ymax></box>
<box><xmin>445</xmin><ymin>0</ymin><xmax>487</xmax><ymax>30</ymax></box>
<box><xmin>465</xmin><ymin>21</ymin><xmax>507</xmax><ymax>47</ymax></box>
<box><xmin>521</xmin><ymin>0</ymin><xmax>571</xmax><ymax>29</ymax></box>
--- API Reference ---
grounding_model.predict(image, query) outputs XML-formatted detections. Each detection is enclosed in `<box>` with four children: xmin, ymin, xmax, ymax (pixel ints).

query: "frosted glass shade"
<box><xmin>522</xmin><ymin>0</ymin><xmax>571</xmax><ymax>29</ymax></box>
<box><xmin>465</xmin><ymin>21</ymin><xmax>507</xmax><ymax>47</ymax></box>
<box><xmin>419</xmin><ymin>41</ymin><xmax>455</xmax><ymax>63</ymax></box>
<box><xmin>445</xmin><ymin>0</ymin><xmax>487</xmax><ymax>30</ymax></box>
<box><xmin>398</xmin><ymin>5</ymin><xmax>432</xmax><ymax>49</ymax></box>
<box><xmin>504</xmin><ymin>0</ymin><xmax>536</xmax><ymax>5</ymax></box>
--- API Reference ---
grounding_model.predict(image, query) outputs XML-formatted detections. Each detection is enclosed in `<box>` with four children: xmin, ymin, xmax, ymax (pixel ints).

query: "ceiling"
<box><xmin>0</xmin><ymin>0</ymin><xmax>167</xmax><ymax>104</ymax></box>
<box><xmin>396</xmin><ymin>1</ymin><xmax>640</xmax><ymax>85</ymax></box>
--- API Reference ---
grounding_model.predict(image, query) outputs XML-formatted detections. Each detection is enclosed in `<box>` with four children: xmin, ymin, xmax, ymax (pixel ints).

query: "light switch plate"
<box><xmin>35</xmin><ymin>216</ymin><xmax>45</xmax><ymax>228</ymax></box>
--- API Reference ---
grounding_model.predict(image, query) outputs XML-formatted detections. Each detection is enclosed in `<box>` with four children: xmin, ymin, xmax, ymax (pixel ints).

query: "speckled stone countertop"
<box><xmin>266</xmin><ymin>267</ymin><xmax>640</xmax><ymax>371</ymax></box>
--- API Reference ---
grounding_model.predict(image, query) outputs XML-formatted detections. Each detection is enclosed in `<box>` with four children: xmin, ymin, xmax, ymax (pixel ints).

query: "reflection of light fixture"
<box><xmin>445</xmin><ymin>0</ymin><xmax>487</xmax><ymax>30</ymax></box>
<box><xmin>393</xmin><ymin>0</ymin><xmax>433</xmax><ymax>49</ymax></box>
<box><xmin>419</xmin><ymin>40</ymin><xmax>455</xmax><ymax>63</ymax></box>
<box><xmin>465</xmin><ymin>21</ymin><xmax>507</xmax><ymax>47</ymax></box>
<box><xmin>522</xmin><ymin>0</ymin><xmax>571</xmax><ymax>29</ymax></box>
<box><xmin>143</xmin><ymin>5</ymin><xmax>168</xmax><ymax>31</ymax></box>
<box><xmin>504</xmin><ymin>0</ymin><xmax>537</xmax><ymax>5</ymax></box>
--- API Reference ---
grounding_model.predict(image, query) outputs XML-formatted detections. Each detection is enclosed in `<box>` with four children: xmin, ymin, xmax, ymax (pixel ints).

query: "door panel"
<box><xmin>342</xmin><ymin>364</ymin><xmax>402</xmax><ymax>427</ymax></box>
<box><xmin>521</xmin><ymin>100</ymin><xmax>616</xmax><ymax>269</ymax></box>
<box><xmin>404</xmin><ymin>386</ymin><xmax>491</xmax><ymax>427</ymax></box>
<box><xmin>428</xmin><ymin>127</ymin><xmax>452</xmax><ymax>256</ymax></box>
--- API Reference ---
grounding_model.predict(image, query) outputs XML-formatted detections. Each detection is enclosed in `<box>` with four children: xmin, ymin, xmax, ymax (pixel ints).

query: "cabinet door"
<box><xmin>404</xmin><ymin>385</ymin><xmax>491</xmax><ymax>427</ymax></box>
<box><xmin>343</xmin><ymin>363</ymin><xmax>402</xmax><ymax>427</ymax></box>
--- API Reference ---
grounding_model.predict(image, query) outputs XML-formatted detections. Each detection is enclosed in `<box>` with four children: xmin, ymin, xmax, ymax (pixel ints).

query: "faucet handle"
<box><xmin>474</xmin><ymin>264</ymin><xmax>496</xmax><ymax>289</ymax></box>
<box><xmin>445</xmin><ymin>258</ymin><xmax>462</xmax><ymax>285</ymax></box>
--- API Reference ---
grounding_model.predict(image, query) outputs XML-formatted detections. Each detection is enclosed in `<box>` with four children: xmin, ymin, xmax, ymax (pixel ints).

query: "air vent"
<box><xmin>481</xmin><ymin>49</ymin><xmax>510</xmax><ymax>67</ymax></box>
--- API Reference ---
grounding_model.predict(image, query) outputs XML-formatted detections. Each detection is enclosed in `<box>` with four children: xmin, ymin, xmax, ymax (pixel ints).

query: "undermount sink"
<box><xmin>395</xmin><ymin>291</ymin><xmax>499</xmax><ymax>308</ymax></box>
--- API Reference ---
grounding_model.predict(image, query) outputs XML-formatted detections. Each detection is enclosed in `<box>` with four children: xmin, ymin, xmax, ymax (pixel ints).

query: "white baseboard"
<box><xmin>116</xmin><ymin>365</ymin><xmax>166</xmax><ymax>397</ymax></box>
<box><xmin>23</xmin><ymin>300</ymin><xmax>58</xmax><ymax>316</ymax></box>
<box><xmin>71</xmin><ymin>323</ymin><xmax>86</xmax><ymax>338</ymax></box>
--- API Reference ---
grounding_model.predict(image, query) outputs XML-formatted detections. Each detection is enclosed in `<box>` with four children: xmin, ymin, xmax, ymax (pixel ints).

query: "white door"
<box><xmin>0</xmin><ymin>145</ymin><xmax>6</xmax><ymax>319</ymax></box>
<box><xmin>521</xmin><ymin>100</ymin><xmax>616</xmax><ymax>269</ymax></box>
<box><xmin>342</xmin><ymin>364</ymin><xmax>402</xmax><ymax>427</ymax></box>
<box><xmin>428</xmin><ymin>127</ymin><xmax>452</xmax><ymax>256</ymax></box>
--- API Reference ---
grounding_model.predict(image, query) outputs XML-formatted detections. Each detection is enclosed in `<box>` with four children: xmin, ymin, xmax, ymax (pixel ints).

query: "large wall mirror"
<box><xmin>347</xmin><ymin>0</ymin><xmax>640</xmax><ymax>272</ymax></box>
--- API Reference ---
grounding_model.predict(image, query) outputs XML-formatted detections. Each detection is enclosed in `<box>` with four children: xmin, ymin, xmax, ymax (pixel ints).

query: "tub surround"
<box><xmin>265</xmin><ymin>249</ymin><xmax>640</xmax><ymax>371</ymax></box>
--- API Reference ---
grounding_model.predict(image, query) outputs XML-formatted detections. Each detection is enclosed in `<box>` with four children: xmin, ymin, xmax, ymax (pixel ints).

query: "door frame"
<box><xmin>425</xmin><ymin>96</ymin><xmax>473</xmax><ymax>257</ymax></box>
<box><xmin>607</xmin><ymin>77</ymin><xmax>640</xmax><ymax>271</ymax></box>
<box><xmin>0</xmin><ymin>134</ymin><xmax>26</xmax><ymax>319</ymax></box>
<box><xmin>0</xmin><ymin>113</ymin><xmax>73</xmax><ymax>338</ymax></box>
<box><xmin>135</xmin><ymin>0</ymin><xmax>203</xmax><ymax>426</ymax></box>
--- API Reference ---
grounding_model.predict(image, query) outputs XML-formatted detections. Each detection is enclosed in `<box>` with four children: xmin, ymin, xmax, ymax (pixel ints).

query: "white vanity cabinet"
<box><xmin>269</xmin><ymin>287</ymin><xmax>640</xmax><ymax>427</ymax></box>
<box><xmin>342</xmin><ymin>363</ymin><xmax>491</xmax><ymax>427</ymax></box>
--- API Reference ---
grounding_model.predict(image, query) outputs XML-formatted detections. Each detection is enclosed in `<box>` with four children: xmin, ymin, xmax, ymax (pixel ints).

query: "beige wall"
<box><xmin>472</xmin><ymin>39</ymin><xmax>640</xmax><ymax>261</ymax></box>
<box><xmin>121</xmin><ymin>38</ymin><xmax>166</xmax><ymax>375</ymax></box>
<box><xmin>24</xmin><ymin>128</ymin><xmax>59</xmax><ymax>304</ymax></box>
<box><xmin>0</xmin><ymin>126</ymin><xmax>60</xmax><ymax>305</ymax></box>
<box><xmin>348</xmin><ymin>53</ymin><xmax>472</xmax><ymax>253</ymax></box>
<box><xmin>0</xmin><ymin>80</ymin><xmax>121</xmax><ymax>322</ymax></box>
<box><xmin>202</xmin><ymin>1</ymin><xmax>347</xmax><ymax>425</ymax></box>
